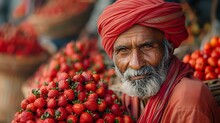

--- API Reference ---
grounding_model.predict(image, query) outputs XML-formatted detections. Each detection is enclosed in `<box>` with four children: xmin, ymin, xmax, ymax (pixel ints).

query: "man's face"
<box><xmin>113</xmin><ymin>25</ymin><xmax>170</xmax><ymax>98</ymax></box>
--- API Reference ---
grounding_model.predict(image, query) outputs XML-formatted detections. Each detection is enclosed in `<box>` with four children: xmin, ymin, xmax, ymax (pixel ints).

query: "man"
<box><xmin>97</xmin><ymin>0</ymin><xmax>220</xmax><ymax>122</ymax></box>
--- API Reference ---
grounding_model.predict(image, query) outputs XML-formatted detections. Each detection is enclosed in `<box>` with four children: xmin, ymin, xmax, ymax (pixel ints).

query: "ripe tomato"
<box><xmin>218</xmin><ymin>59</ymin><xmax>220</xmax><ymax>67</ymax></box>
<box><xmin>193</xmin><ymin>71</ymin><xmax>204</xmax><ymax>80</ymax></box>
<box><xmin>207</xmin><ymin>57</ymin><xmax>218</xmax><ymax>67</ymax></box>
<box><xmin>211</xmin><ymin>50</ymin><xmax>220</xmax><ymax>59</ymax></box>
<box><xmin>191</xmin><ymin>50</ymin><xmax>201</xmax><ymax>59</ymax></box>
<box><xmin>195</xmin><ymin>57</ymin><xmax>206</xmax><ymax>71</ymax></box>
<box><xmin>205</xmin><ymin>72</ymin><xmax>217</xmax><ymax>80</ymax></box>
<box><xmin>189</xmin><ymin>59</ymin><xmax>196</xmax><ymax>68</ymax></box>
<box><xmin>210</xmin><ymin>36</ymin><xmax>219</xmax><ymax>48</ymax></box>
<box><xmin>205</xmin><ymin>66</ymin><xmax>214</xmax><ymax>74</ymax></box>
<box><xmin>215</xmin><ymin>67</ymin><xmax>220</xmax><ymax>75</ymax></box>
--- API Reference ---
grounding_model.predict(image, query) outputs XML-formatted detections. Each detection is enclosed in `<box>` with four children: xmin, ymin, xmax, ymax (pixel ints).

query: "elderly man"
<box><xmin>97</xmin><ymin>0</ymin><xmax>220</xmax><ymax>122</ymax></box>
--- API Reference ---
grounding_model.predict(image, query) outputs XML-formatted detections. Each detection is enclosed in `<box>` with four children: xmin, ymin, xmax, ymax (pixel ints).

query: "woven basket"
<box><xmin>204</xmin><ymin>79</ymin><xmax>220</xmax><ymax>106</ymax></box>
<box><xmin>0</xmin><ymin>53</ymin><xmax>48</xmax><ymax>123</ymax></box>
<box><xmin>25</xmin><ymin>2</ymin><xmax>95</xmax><ymax>39</ymax></box>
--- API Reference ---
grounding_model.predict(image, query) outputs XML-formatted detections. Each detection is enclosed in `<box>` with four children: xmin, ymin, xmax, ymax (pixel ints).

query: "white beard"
<box><xmin>114</xmin><ymin>55</ymin><xmax>169</xmax><ymax>99</ymax></box>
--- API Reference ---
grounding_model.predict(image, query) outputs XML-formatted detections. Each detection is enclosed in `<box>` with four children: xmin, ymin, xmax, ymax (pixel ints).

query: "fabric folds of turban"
<box><xmin>97</xmin><ymin>0</ymin><xmax>188</xmax><ymax>58</ymax></box>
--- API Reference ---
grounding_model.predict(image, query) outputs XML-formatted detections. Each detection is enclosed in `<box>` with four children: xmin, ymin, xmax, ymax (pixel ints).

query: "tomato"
<box><xmin>210</xmin><ymin>36</ymin><xmax>219</xmax><ymax>48</ymax></box>
<box><xmin>205</xmin><ymin>66</ymin><xmax>214</xmax><ymax>74</ymax></box>
<box><xmin>191</xmin><ymin>50</ymin><xmax>201</xmax><ymax>59</ymax></box>
<box><xmin>203</xmin><ymin>43</ymin><xmax>212</xmax><ymax>56</ymax></box>
<box><xmin>189</xmin><ymin>59</ymin><xmax>196</xmax><ymax>68</ymax></box>
<box><xmin>218</xmin><ymin>59</ymin><xmax>220</xmax><ymax>67</ymax></box>
<box><xmin>207</xmin><ymin>57</ymin><xmax>218</xmax><ymax>67</ymax></box>
<box><xmin>215</xmin><ymin>67</ymin><xmax>220</xmax><ymax>75</ymax></box>
<box><xmin>195</xmin><ymin>57</ymin><xmax>206</xmax><ymax>71</ymax></box>
<box><xmin>211</xmin><ymin>50</ymin><xmax>220</xmax><ymax>59</ymax></box>
<box><xmin>205</xmin><ymin>72</ymin><xmax>217</xmax><ymax>80</ymax></box>
<box><xmin>193</xmin><ymin>71</ymin><xmax>204</xmax><ymax>80</ymax></box>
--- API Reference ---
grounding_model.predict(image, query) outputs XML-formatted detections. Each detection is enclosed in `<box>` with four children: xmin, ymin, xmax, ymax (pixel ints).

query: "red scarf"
<box><xmin>137</xmin><ymin>56</ymin><xmax>193</xmax><ymax>123</ymax></box>
<box><xmin>97</xmin><ymin>0</ymin><xmax>188</xmax><ymax>58</ymax></box>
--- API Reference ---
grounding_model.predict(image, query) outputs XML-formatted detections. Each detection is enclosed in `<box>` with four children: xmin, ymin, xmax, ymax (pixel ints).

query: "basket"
<box><xmin>25</xmin><ymin>2</ymin><xmax>95</xmax><ymax>39</ymax></box>
<box><xmin>204</xmin><ymin>79</ymin><xmax>220</xmax><ymax>106</ymax></box>
<box><xmin>0</xmin><ymin>53</ymin><xmax>48</xmax><ymax>123</ymax></box>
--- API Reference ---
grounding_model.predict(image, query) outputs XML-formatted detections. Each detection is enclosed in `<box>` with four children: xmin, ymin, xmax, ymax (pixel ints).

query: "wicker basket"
<box><xmin>25</xmin><ymin>2</ymin><xmax>95</xmax><ymax>39</ymax></box>
<box><xmin>0</xmin><ymin>53</ymin><xmax>48</xmax><ymax>123</ymax></box>
<box><xmin>204</xmin><ymin>79</ymin><xmax>220</xmax><ymax>106</ymax></box>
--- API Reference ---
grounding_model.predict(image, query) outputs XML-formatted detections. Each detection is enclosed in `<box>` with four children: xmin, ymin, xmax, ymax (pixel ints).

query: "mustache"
<box><xmin>123</xmin><ymin>65</ymin><xmax>159</xmax><ymax>81</ymax></box>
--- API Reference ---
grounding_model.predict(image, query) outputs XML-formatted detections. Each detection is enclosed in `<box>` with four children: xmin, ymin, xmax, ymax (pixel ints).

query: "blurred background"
<box><xmin>0</xmin><ymin>0</ymin><xmax>220</xmax><ymax>122</ymax></box>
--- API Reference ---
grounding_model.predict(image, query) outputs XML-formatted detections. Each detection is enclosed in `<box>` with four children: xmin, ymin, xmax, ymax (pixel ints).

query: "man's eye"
<box><xmin>117</xmin><ymin>48</ymin><xmax>128</xmax><ymax>53</ymax></box>
<box><xmin>141</xmin><ymin>44</ymin><xmax>152</xmax><ymax>50</ymax></box>
<box><xmin>114</xmin><ymin>47</ymin><xmax>130</xmax><ymax>55</ymax></box>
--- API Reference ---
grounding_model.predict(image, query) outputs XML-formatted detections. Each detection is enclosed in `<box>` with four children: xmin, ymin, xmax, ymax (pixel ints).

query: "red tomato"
<box><xmin>191</xmin><ymin>50</ymin><xmax>201</xmax><ymax>59</ymax></box>
<box><xmin>195</xmin><ymin>57</ymin><xmax>206</xmax><ymax>71</ymax></box>
<box><xmin>183</xmin><ymin>54</ymin><xmax>191</xmax><ymax>63</ymax></box>
<box><xmin>205</xmin><ymin>72</ymin><xmax>217</xmax><ymax>80</ymax></box>
<box><xmin>195</xmin><ymin>63</ymin><xmax>205</xmax><ymax>71</ymax></box>
<box><xmin>202</xmin><ymin>49</ymin><xmax>211</xmax><ymax>58</ymax></box>
<box><xmin>211</xmin><ymin>50</ymin><xmax>220</xmax><ymax>59</ymax></box>
<box><xmin>207</xmin><ymin>57</ymin><xmax>218</xmax><ymax>67</ymax></box>
<box><xmin>205</xmin><ymin>66</ymin><xmax>214</xmax><ymax>74</ymax></box>
<box><xmin>210</xmin><ymin>36</ymin><xmax>219</xmax><ymax>48</ymax></box>
<box><xmin>193</xmin><ymin>71</ymin><xmax>204</xmax><ymax>80</ymax></box>
<box><xmin>215</xmin><ymin>46</ymin><xmax>220</xmax><ymax>54</ymax></box>
<box><xmin>189</xmin><ymin>59</ymin><xmax>196</xmax><ymax>68</ymax></box>
<box><xmin>218</xmin><ymin>59</ymin><xmax>220</xmax><ymax>67</ymax></box>
<box><xmin>218</xmin><ymin>38</ymin><xmax>220</xmax><ymax>46</ymax></box>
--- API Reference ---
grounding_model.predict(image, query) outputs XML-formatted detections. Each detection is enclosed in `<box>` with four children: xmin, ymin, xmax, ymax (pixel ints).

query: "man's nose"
<box><xmin>129</xmin><ymin>50</ymin><xmax>145</xmax><ymax>70</ymax></box>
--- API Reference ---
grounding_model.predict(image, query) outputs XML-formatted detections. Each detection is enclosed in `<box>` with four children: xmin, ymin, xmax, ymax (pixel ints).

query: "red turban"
<box><xmin>97</xmin><ymin>0</ymin><xmax>188</xmax><ymax>58</ymax></box>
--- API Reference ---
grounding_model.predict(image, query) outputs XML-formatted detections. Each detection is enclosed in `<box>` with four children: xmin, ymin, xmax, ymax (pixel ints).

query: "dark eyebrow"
<box><xmin>138</xmin><ymin>40</ymin><xmax>155</xmax><ymax>47</ymax></box>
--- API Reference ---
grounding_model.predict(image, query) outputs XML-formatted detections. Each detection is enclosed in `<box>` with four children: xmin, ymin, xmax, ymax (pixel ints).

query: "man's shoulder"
<box><xmin>170</xmin><ymin>77</ymin><xmax>215</xmax><ymax>107</ymax></box>
<box><xmin>162</xmin><ymin>77</ymin><xmax>220</xmax><ymax>123</ymax></box>
<box><xmin>175</xmin><ymin>77</ymin><xmax>207</xmax><ymax>93</ymax></box>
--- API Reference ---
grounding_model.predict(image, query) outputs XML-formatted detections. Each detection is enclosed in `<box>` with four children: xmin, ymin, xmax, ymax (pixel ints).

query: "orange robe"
<box><xmin>123</xmin><ymin>77</ymin><xmax>220</xmax><ymax>123</ymax></box>
<box><xmin>161</xmin><ymin>77</ymin><xmax>220</xmax><ymax>123</ymax></box>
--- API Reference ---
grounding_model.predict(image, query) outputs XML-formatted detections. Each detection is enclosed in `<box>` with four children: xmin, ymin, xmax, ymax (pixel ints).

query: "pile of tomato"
<box><xmin>183</xmin><ymin>36</ymin><xmax>220</xmax><ymax>81</ymax></box>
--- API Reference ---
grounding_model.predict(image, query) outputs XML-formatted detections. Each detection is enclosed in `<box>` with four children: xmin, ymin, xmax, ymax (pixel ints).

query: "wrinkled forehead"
<box><xmin>113</xmin><ymin>25</ymin><xmax>165</xmax><ymax>49</ymax></box>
